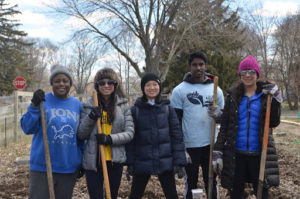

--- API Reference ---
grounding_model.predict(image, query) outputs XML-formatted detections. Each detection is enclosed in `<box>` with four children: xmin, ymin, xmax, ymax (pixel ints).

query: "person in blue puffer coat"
<box><xmin>126</xmin><ymin>73</ymin><xmax>186</xmax><ymax>199</ymax></box>
<box><xmin>213</xmin><ymin>56</ymin><xmax>282</xmax><ymax>199</ymax></box>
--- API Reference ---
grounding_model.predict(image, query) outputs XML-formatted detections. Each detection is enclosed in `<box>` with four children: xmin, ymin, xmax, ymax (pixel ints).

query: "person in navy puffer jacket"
<box><xmin>126</xmin><ymin>73</ymin><xmax>186</xmax><ymax>199</ymax></box>
<box><xmin>213</xmin><ymin>56</ymin><xmax>282</xmax><ymax>199</ymax></box>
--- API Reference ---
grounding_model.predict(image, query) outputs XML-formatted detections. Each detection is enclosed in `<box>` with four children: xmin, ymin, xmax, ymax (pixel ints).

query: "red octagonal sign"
<box><xmin>13</xmin><ymin>76</ymin><xmax>26</xmax><ymax>90</ymax></box>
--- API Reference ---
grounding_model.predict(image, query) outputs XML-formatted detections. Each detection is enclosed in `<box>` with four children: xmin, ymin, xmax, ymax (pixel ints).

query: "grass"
<box><xmin>293</xmin><ymin>140</ymin><xmax>300</xmax><ymax>145</ymax></box>
<box><xmin>281</xmin><ymin>102</ymin><xmax>299</xmax><ymax>124</ymax></box>
<box><xmin>282</xmin><ymin>118</ymin><xmax>300</xmax><ymax>123</ymax></box>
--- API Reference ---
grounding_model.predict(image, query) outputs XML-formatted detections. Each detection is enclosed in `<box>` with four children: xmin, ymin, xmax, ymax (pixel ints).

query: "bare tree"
<box><xmin>274</xmin><ymin>14</ymin><xmax>300</xmax><ymax>110</ymax></box>
<box><xmin>67</xmin><ymin>37</ymin><xmax>100</xmax><ymax>96</ymax></box>
<box><xmin>113</xmin><ymin>32</ymin><xmax>135</xmax><ymax>97</ymax></box>
<box><xmin>52</xmin><ymin>0</ymin><xmax>217</xmax><ymax>80</ymax></box>
<box><xmin>239</xmin><ymin>0</ymin><xmax>279</xmax><ymax>80</ymax></box>
<box><xmin>24</xmin><ymin>38</ymin><xmax>58</xmax><ymax>91</ymax></box>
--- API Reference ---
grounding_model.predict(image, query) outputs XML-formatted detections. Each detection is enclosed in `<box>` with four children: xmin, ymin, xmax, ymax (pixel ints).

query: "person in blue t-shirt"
<box><xmin>20</xmin><ymin>64</ymin><xmax>84</xmax><ymax>199</ymax></box>
<box><xmin>171</xmin><ymin>51</ymin><xmax>224</xmax><ymax>199</ymax></box>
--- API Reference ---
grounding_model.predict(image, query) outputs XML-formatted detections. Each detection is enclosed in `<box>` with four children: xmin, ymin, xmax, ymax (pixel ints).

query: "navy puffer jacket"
<box><xmin>126</xmin><ymin>98</ymin><xmax>186</xmax><ymax>175</ymax></box>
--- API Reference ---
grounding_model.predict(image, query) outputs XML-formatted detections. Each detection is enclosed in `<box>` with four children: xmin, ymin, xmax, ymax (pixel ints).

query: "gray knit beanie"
<box><xmin>49</xmin><ymin>64</ymin><xmax>73</xmax><ymax>86</ymax></box>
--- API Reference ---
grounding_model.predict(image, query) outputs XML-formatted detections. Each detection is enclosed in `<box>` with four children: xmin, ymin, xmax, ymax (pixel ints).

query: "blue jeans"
<box><xmin>85</xmin><ymin>162</ymin><xmax>123</xmax><ymax>199</ymax></box>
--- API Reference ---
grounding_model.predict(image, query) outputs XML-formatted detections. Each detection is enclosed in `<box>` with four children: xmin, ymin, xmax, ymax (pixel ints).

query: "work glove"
<box><xmin>76</xmin><ymin>166</ymin><xmax>85</xmax><ymax>179</ymax></box>
<box><xmin>95</xmin><ymin>134</ymin><xmax>112</xmax><ymax>145</ymax></box>
<box><xmin>174</xmin><ymin>165</ymin><xmax>186</xmax><ymax>179</ymax></box>
<box><xmin>31</xmin><ymin>89</ymin><xmax>45</xmax><ymax>106</ymax></box>
<box><xmin>262</xmin><ymin>83</ymin><xmax>283</xmax><ymax>103</ymax></box>
<box><xmin>88</xmin><ymin>106</ymin><xmax>102</xmax><ymax>121</ymax></box>
<box><xmin>212</xmin><ymin>150</ymin><xmax>223</xmax><ymax>175</ymax></box>
<box><xmin>185</xmin><ymin>150</ymin><xmax>192</xmax><ymax>164</ymax></box>
<box><xmin>208</xmin><ymin>105</ymin><xmax>223</xmax><ymax>119</ymax></box>
<box><xmin>126</xmin><ymin>165</ymin><xmax>134</xmax><ymax>181</ymax></box>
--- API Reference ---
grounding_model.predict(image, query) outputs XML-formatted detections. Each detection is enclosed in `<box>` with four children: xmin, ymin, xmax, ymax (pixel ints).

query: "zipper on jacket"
<box><xmin>247</xmin><ymin>97</ymin><xmax>250</xmax><ymax>151</ymax></box>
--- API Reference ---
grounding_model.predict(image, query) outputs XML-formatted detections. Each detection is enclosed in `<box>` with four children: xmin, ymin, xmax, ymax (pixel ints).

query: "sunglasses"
<box><xmin>97</xmin><ymin>79</ymin><xmax>116</xmax><ymax>86</ymax></box>
<box><xmin>240</xmin><ymin>70</ymin><xmax>256</xmax><ymax>76</ymax></box>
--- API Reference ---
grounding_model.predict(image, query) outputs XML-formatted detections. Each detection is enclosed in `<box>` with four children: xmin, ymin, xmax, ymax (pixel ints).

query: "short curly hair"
<box><xmin>188</xmin><ymin>51</ymin><xmax>208</xmax><ymax>66</ymax></box>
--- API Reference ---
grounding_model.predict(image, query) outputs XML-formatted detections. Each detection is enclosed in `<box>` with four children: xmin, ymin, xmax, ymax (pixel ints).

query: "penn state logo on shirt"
<box><xmin>186</xmin><ymin>91</ymin><xmax>212</xmax><ymax>107</ymax></box>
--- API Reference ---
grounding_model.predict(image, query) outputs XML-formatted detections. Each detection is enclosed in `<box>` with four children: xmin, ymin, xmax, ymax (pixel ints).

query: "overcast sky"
<box><xmin>7</xmin><ymin>0</ymin><xmax>300</xmax><ymax>44</ymax></box>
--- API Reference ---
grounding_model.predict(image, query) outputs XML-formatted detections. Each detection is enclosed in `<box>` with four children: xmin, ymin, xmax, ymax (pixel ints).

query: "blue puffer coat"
<box><xmin>214</xmin><ymin>81</ymin><xmax>281</xmax><ymax>189</ymax></box>
<box><xmin>235</xmin><ymin>92</ymin><xmax>263</xmax><ymax>153</ymax></box>
<box><xmin>126</xmin><ymin>98</ymin><xmax>186</xmax><ymax>175</ymax></box>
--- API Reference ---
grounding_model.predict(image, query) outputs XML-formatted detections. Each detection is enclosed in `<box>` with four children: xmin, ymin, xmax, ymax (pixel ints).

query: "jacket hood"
<box><xmin>183</xmin><ymin>72</ymin><xmax>215</xmax><ymax>84</ymax></box>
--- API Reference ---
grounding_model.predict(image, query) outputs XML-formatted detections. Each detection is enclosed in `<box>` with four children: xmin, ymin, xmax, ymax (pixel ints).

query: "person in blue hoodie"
<box><xmin>20</xmin><ymin>64</ymin><xmax>84</xmax><ymax>199</ymax></box>
<box><xmin>213</xmin><ymin>56</ymin><xmax>282</xmax><ymax>198</ymax></box>
<box><xmin>126</xmin><ymin>73</ymin><xmax>186</xmax><ymax>199</ymax></box>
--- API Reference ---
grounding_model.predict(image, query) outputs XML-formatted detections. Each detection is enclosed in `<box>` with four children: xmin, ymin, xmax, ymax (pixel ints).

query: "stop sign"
<box><xmin>13</xmin><ymin>76</ymin><xmax>26</xmax><ymax>90</ymax></box>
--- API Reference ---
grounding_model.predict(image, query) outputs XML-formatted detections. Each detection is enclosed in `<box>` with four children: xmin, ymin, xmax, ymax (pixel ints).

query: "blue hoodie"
<box><xmin>20</xmin><ymin>93</ymin><xmax>83</xmax><ymax>173</ymax></box>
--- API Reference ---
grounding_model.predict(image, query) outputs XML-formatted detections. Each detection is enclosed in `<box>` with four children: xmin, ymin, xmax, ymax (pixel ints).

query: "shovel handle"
<box><xmin>257</xmin><ymin>94</ymin><xmax>272</xmax><ymax>199</ymax></box>
<box><xmin>40</xmin><ymin>102</ymin><xmax>55</xmax><ymax>199</ymax></box>
<box><xmin>93</xmin><ymin>92</ymin><xmax>111</xmax><ymax>199</ymax></box>
<box><xmin>208</xmin><ymin>77</ymin><xmax>218</xmax><ymax>199</ymax></box>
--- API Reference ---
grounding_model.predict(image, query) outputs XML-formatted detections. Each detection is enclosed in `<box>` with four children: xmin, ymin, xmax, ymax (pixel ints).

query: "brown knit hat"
<box><xmin>94</xmin><ymin>68</ymin><xmax>119</xmax><ymax>90</ymax></box>
<box><xmin>94</xmin><ymin>68</ymin><xmax>126</xmax><ymax>98</ymax></box>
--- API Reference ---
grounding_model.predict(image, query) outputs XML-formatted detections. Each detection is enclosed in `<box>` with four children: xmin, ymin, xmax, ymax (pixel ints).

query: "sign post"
<box><xmin>13</xmin><ymin>76</ymin><xmax>26</xmax><ymax>90</ymax></box>
<box><xmin>13</xmin><ymin>76</ymin><xmax>26</xmax><ymax>141</ymax></box>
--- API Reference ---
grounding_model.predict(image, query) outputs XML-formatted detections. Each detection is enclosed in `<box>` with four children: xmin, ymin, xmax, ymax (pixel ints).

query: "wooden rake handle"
<box><xmin>208</xmin><ymin>76</ymin><xmax>219</xmax><ymax>199</ymax></box>
<box><xmin>93</xmin><ymin>92</ymin><xmax>111</xmax><ymax>199</ymax></box>
<box><xmin>40</xmin><ymin>102</ymin><xmax>55</xmax><ymax>199</ymax></box>
<box><xmin>257</xmin><ymin>94</ymin><xmax>272</xmax><ymax>199</ymax></box>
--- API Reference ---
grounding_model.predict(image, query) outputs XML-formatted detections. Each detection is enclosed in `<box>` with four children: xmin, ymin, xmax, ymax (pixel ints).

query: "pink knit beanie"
<box><xmin>238</xmin><ymin>56</ymin><xmax>261</xmax><ymax>77</ymax></box>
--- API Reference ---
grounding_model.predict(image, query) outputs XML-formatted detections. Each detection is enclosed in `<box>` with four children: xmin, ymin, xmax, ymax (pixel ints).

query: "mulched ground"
<box><xmin>0</xmin><ymin>122</ymin><xmax>299</xmax><ymax>199</ymax></box>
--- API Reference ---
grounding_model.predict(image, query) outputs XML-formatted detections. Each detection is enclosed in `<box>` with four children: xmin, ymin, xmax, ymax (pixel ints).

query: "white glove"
<box><xmin>208</xmin><ymin>105</ymin><xmax>223</xmax><ymax>119</ymax></box>
<box><xmin>212</xmin><ymin>151</ymin><xmax>223</xmax><ymax>175</ymax></box>
<box><xmin>185</xmin><ymin>150</ymin><xmax>192</xmax><ymax>164</ymax></box>
<box><xmin>262</xmin><ymin>83</ymin><xmax>283</xmax><ymax>103</ymax></box>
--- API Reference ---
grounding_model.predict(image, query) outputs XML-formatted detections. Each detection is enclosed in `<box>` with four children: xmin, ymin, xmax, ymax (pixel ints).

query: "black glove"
<box><xmin>95</xmin><ymin>134</ymin><xmax>112</xmax><ymax>145</ymax></box>
<box><xmin>31</xmin><ymin>89</ymin><xmax>45</xmax><ymax>106</ymax></box>
<box><xmin>174</xmin><ymin>165</ymin><xmax>186</xmax><ymax>179</ymax></box>
<box><xmin>126</xmin><ymin>165</ymin><xmax>134</xmax><ymax>181</ymax></box>
<box><xmin>88</xmin><ymin>106</ymin><xmax>102</xmax><ymax>121</ymax></box>
<box><xmin>76</xmin><ymin>166</ymin><xmax>85</xmax><ymax>179</ymax></box>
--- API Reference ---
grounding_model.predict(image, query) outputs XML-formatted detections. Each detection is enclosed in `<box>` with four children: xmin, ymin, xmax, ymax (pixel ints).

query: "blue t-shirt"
<box><xmin>20</xmin><ymin>93</ymin><xmax>83</xmax><ymax>173</ymax></box>
<box><xmin>171</xmin><ymin>81</ymin><xmax>224</xmax><ymax>148</ymax></box>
